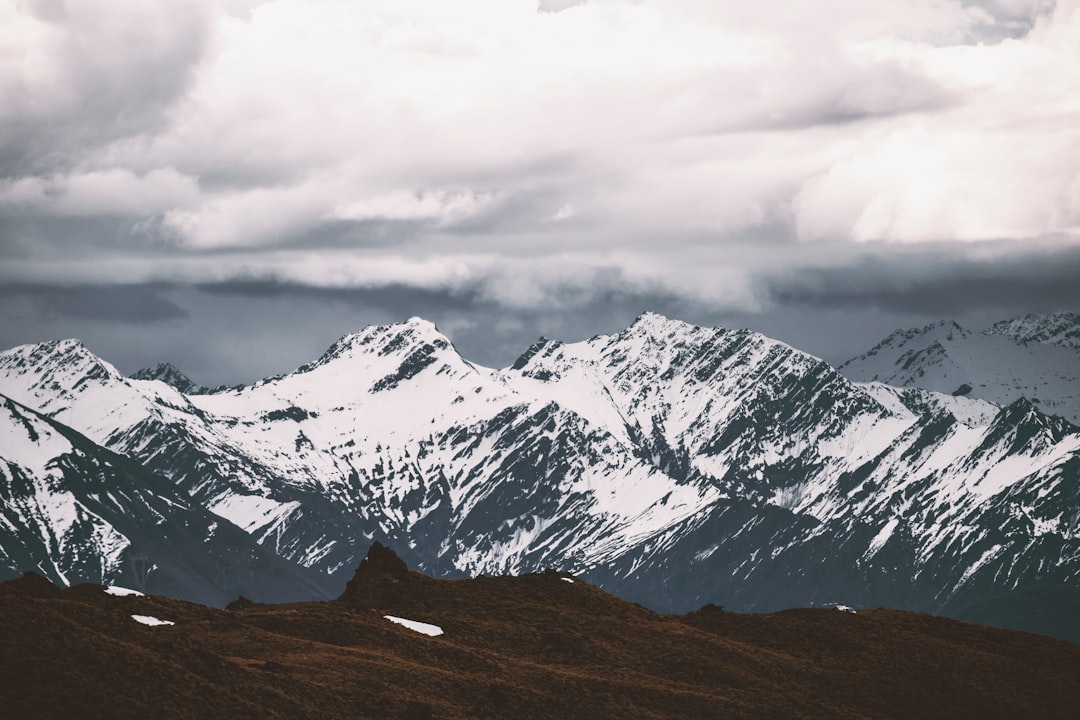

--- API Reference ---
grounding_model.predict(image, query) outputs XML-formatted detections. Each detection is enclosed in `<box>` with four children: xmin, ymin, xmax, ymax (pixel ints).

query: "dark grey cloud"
<box><xmin>2</xmin><ymin>284</ymin><xmax>188</xmax><ymax>325</ymax></box>
<box><xmin>760</xmin><ymin>243</ymin><xmax>1080</xmax><ymax>316</ymax></box>
<box><xmin>0</xmin><ymin>278</ymin><xmax>691</xmax><ymax>385</ymax></box>
<box><xmin>6</xmin><ymin>240</ymin><xmax>1078</xmax><ymax>388</ymax></box>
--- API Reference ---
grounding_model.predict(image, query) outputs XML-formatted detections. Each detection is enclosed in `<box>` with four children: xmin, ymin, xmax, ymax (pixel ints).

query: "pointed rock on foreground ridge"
<box><xmin>339</xmin><ymin>542</ymin><xmax>414</xmax><ymax>606</ymax></box>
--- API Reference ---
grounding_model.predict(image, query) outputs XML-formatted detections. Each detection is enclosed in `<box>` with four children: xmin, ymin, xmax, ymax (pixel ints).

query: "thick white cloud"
<box><xmin>795</xmin><ymin>1</ymin><xmax>1080</xmax><ymax>242</ymax></box>
<box><xmin>0</xmin><ymin>168</ymin><xmax>200</xmax><ymax>216</ymax></box>
<box><xmin>1</xmin><ymin>0</ymin><xmax>1078</xmax><ymax>310</ymax></box>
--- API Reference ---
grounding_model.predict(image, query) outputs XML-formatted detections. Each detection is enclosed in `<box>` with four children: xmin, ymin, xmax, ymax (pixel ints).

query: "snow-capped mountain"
<box><xmin>986</xmin><ymin>312</ymin><xmax>1080</xmax><ymax>351</ymax></box>
<box><xmin>1</xmin><ymin>313</ymin><xmax>1078</xmax><ymax>642</ymax></box>
<box><xmin>839</xmin><ymin>318</ymin><xmax>1080</xmax><ymax>423</ymax></box>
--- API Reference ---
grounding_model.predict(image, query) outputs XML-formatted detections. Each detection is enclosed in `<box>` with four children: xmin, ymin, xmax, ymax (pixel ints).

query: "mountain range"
<box><xmin>1</xmin><ymin>311</ymin><xmax>1078</xmax><ymax>642</ymax></box>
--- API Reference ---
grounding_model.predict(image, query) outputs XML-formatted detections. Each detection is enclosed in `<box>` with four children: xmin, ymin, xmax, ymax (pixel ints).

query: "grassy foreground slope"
<box><xmin>1</xmin><ymin>544</ymin><xmax>1078</xmax><ymax>719</ymax></box>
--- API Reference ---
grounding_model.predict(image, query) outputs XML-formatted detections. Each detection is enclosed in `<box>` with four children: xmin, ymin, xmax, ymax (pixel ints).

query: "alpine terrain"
<box><xmin>0</xmin><ymin>312</ymin><xmax>1078</xmax><ymax>643</ymax></box>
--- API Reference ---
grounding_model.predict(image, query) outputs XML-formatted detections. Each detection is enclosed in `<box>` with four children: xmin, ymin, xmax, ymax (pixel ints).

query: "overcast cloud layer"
<box><xmin>2</xmin><ymin>0</ymin><xmax>1079</xmax><ymax>382</ymax></box>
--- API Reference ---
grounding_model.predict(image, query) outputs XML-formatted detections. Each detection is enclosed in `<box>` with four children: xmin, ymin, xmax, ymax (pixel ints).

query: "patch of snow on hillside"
<box><xmin>131</xmin><ymin>614</ymin><xmax>174</xmax><ymax>626</ymax></box>
<box><xmin>105</xmin><ymin>586</ymin><xmax>145</xmax><ymax>597</ymax></box>
<box><xmin>384</xmin><ymin>615</ymin><xmax>444</xmax><ymax>636</ymax></box>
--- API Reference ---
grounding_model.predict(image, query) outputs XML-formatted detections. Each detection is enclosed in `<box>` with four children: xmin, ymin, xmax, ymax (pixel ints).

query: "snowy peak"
<box><xmin>0</xmin><ymin>339</ymin><xmax>128</xmax><ymax>414</ymax></box>
<box><xmin>130</xmin><ymin>363</ymin><xmax>203</xmax><ymax>394</ymax></box>
<box><xmin>841</xmin><ymin>321</ymin><xmax>970</xmax><ymax>368</ymax></box>
<box><xmin>986</xmin><ymin>312</ymin><xmax>1080</xmax><ymax>351</ymax></box>
<box><xmin>292</xmin><ymin>317</ymin><xmax>470</xmax><ymax>389</ymax></box>
<box><xmin>0</xmin><ymin>339</ymin><xmax>122</xmax><ymax>383</ymax></box>
<box><xmin>626</xmin><ymin>310</ymin><xmax>695</xmax><ymax>335</ymax></box>
<box><xmin>619</xmin><ymin>311</ymin><xmax>717</xmax><ymax>349</ymax></box>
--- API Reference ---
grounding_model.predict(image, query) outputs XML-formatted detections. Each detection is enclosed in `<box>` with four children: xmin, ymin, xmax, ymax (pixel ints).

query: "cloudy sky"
<box><xmin>2</xmin><ymin>0</ymin><xmax>1079</xmax><ymax>384</ymax></box>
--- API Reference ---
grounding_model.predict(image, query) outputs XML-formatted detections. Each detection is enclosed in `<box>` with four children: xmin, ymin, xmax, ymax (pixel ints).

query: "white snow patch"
<box><xmin>210</xmin><ymin>493</ymin><xmax>301</xmax><ymax>536</ymax></box>
<box><xmin>865</xmin><ymin>518</ymin><xmax>899</xmax><ymax>560</ymax></box>
<box><xmin>105</xmin><ymin>586</ymin><xmax>144</xmax><ymax>597</ymax></box>
<box><xmin>384</xmin><ymin>615</ymin><xmax>444</xmax><ymax>637</ymax></box>
<box><xmin>694</xmin><ymin>543</ymin><xmax>719</xmax><ymax>562</ymax></box>
<box><xmin>561</xmin><ymin>577</ymin><xmax>575</xmax><ymax>583</ymax></box>
<box><xmin>131</xmin><ymin>614</ymin><xmax>174</xmax><ymax>626</ymax></box>
<box><xmin>958</xmin><ymin>544</ymin><xmax>1004</xmax><ymax>587</ymax></box>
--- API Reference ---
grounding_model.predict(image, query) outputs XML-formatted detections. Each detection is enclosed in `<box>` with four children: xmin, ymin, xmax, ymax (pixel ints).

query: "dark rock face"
<box><xmin>130</xmin><ymin>363</ymin><xmax>205</xmax><ymax>394</ymax></box>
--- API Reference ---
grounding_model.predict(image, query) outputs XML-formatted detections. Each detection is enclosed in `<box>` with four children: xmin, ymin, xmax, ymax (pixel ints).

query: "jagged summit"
<box><xmin>844</xmin><ymin>321</ymin><xmax>970</xmax><ymax>365</ymax></box>
<box><xmin>0</xmin><ymin>338</ymin><xmax>115</xmax><ymax>375</ymax></box>
<box><xmin>624</xmin><ymin>311</ymin><xmax>711</xmax><ymax>338</ymax></box>
<box><xmin>981</xmin><ymin>396</ymin><xmax>1078</xmax><ymax>455</ymax></box>
<box><xmin>0</xmin><ymin>338</ymin><xmax>129</xmax><ymax>418</ymax></box>
<box><xmin>294</xmin><ymin>317</ymin><xmax>461</xmax><ymax>376</ymax></box>
<box><xmin>354</xmin><ymin>541</ymin><xmax>410</xmax><ymax>581</ymax></box>
<box><xmin>130</xmin><ymin>363</ymin><xmax>203</xmax><ymax>394</ymax></box>
<box><xmin>630</xmin><ymin>310</ymin><xmax>681</xmax><ymax>327</ymax></box>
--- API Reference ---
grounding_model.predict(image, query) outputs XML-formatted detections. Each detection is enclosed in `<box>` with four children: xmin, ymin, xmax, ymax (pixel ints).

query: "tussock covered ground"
<box><xmin>1</xmin><ymin>545</ymin><xmax>1079</xmax><ymax>719</ymax></box>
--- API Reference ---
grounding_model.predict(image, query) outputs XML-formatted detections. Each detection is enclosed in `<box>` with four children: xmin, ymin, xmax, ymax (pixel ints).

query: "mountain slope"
<box><xmin>0</xmin><ymin>393</ymin><xmax>335</xmax><ymax>605</ymax></box>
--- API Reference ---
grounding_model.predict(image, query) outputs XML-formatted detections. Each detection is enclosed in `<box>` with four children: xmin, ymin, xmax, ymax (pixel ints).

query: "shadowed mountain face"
<box><xmin>1</xmin><ymin>313</ymin><xmax>1079</xmax><ymax>643</ymax></box>
<box><xmin>2</xmin><ymin>546</ymin><xmax>1080</xmax><ymax>720</ymax></box>
<box><xmin>0</xmin><ymin>395</ymin><xmax>336</xmax><ymax>606</ymax></box>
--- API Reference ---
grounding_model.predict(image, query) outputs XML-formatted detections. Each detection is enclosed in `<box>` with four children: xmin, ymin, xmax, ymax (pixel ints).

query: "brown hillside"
<box><xmin>1</xmin><ymin>545</ymin><xmax>1078</xmax><ymax>719</ymax></box>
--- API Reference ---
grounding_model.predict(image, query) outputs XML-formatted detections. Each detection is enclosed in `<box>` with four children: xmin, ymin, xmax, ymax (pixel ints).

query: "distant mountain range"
<box><xmin>1</xmin><ymin>312</ymin><xmax>1078</xmax><ymax>642</ymax></box>
<box><xmin>841</xmin><ymin>312</ymin><xmax>1080</xmax><ymax>422</ymax></box>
